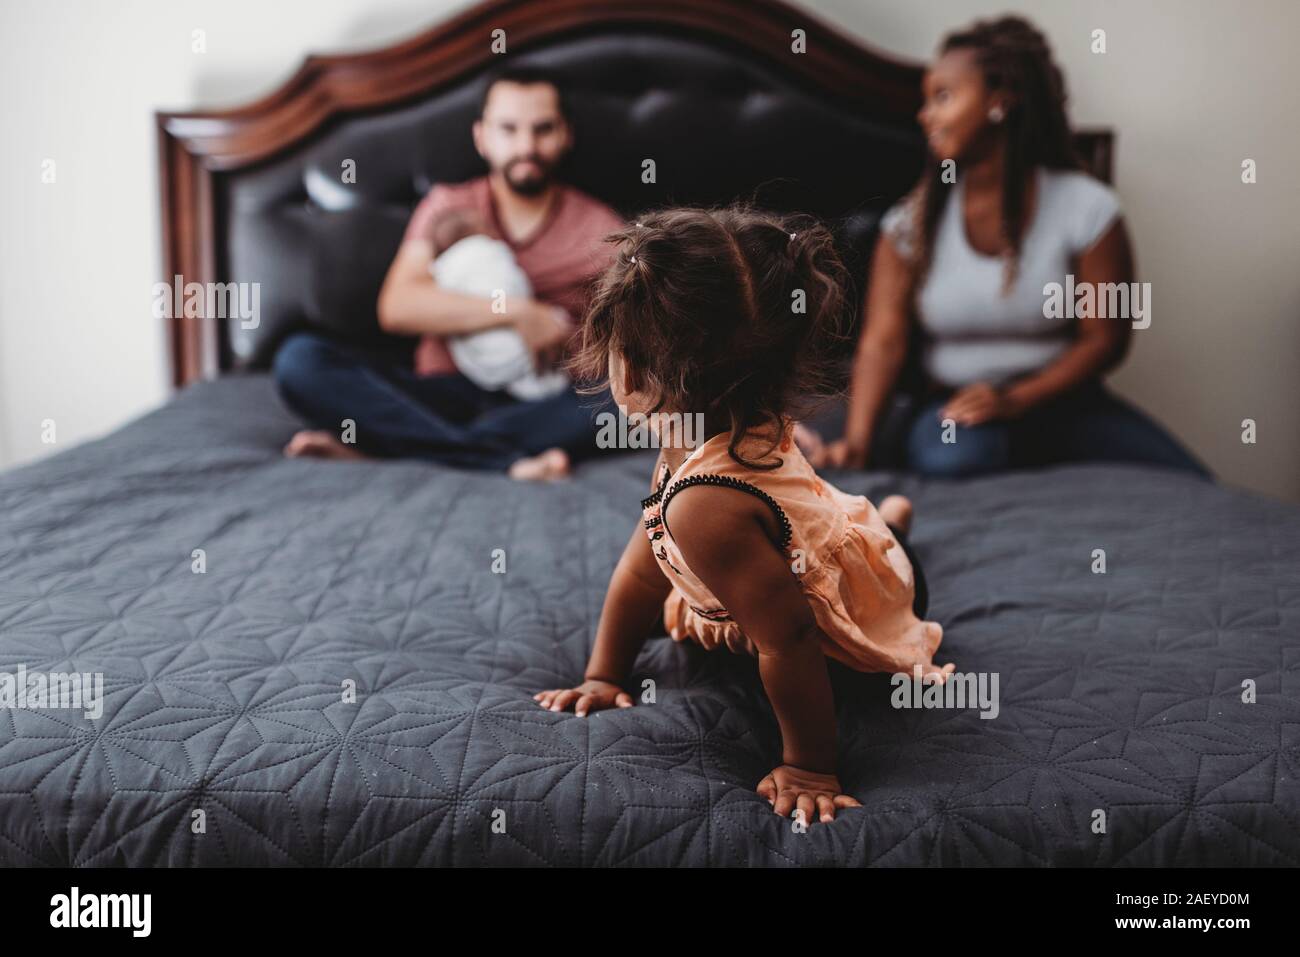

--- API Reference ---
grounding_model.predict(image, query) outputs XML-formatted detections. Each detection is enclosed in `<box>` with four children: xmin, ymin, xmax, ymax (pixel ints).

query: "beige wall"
<box><xmin>1</xmin><ymin>0</ymin><xmax>1296</xmax><ymax>500</ymax></box>
<box><xmin>812</xmin><ymin>0</ymin><xmax>1300</xmax><ymax>500</ymax></box>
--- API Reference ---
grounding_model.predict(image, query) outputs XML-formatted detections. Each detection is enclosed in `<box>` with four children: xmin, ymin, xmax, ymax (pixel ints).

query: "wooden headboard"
<box><xmin>157</xmin><ymin>0</ymin><xmax>1113</xmax><ymax>387</ymax></box>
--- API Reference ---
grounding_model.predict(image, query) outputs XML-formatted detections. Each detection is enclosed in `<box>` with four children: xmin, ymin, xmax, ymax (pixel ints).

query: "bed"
<box><xmin>2</xmin><ymin>0</ymin><xmax>1297</xmax><ymax>866</ymax></box>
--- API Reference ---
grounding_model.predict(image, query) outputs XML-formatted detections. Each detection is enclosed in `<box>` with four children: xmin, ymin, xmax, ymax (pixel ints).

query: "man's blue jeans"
<box><xmin>273</xmin><ymin>331</ymin><xmax>618</xmax><ymax>471</ymax></box>
<box><xmin>905</xmin><ymin>381</ymin><xmax>1211</xmax><ymax>479</ymax></box>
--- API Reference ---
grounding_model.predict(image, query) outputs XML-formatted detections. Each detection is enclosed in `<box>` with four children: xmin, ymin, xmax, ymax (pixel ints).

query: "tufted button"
<box><xmin>302</xmin><ymin>166</ymin><xmax>360</xmax><ymax>212</ymax></box>
<box><xmin>629</xmin><ymin>88</ymin><xmax>675</xmax><ymax>121</ymax></box>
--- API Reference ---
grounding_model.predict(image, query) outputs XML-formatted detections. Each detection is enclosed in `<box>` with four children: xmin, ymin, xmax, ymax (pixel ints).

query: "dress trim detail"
<box><xmin>660</xmin><ymin>474</ymin><xmax>794</xmax><ymax>550</ymax></box>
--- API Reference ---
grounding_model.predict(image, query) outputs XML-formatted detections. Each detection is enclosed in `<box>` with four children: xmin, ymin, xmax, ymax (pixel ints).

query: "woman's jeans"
<box><xmin>905</xmin><ymin>381</ymin><xmax>1211</xmax><ymax>479</ymax></box>
<box><xmin>273</xmin><ymin>331</ymin><xmax>618</xmax><ymax>471</ymax></box>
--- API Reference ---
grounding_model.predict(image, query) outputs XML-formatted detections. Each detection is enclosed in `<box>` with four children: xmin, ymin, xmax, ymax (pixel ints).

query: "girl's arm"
<box><xmin>584</xmin><ymin>523</ymin><xmax>672</xmax><ymax>686</ymax></box>
<box><xmin>535</xmin><ymin>518</ymin><xmax>670</xmax><ymax>717</ymax></box>
<box><xmin>666</xmin><ymin>485</ymin><xmax>860</xmax><ymax>823</ymax></box>
<box><xmin>943</xmin><ymin>220</ymin><xmax>1136</xmax><ymax>425</ymax></box>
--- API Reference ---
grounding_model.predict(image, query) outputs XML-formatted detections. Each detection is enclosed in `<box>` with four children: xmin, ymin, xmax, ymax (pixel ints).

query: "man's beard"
<box><xmin>501</xmin><ymin>156</ymin><xmax>554</xmax><ymax>197</ymax></box>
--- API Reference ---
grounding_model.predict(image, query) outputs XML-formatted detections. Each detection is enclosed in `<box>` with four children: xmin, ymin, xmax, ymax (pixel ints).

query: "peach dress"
<box><xmin>641</xmin><ymin>424</ymin><xmax>943</xmax><ymax>674</ymax></box>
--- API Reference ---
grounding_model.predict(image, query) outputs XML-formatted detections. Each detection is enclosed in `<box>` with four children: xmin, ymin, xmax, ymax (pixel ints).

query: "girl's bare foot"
<box><xmin>283</xmin><ymin>430</ymin><xmax>368</xmax><ymax>460</ymax></box>
<box><xmin>508</xmin><ymin>447</ymin><xmax>571</xmax><ymax>481</ymax></box>
<box><xmin>919</xmin><ymin>658</ymin><xmax>956</xmax><ymax>685</ymax></box>
<box><xmin>908</xmin><ymin>622</ymin><xmax>954</xmax><ymax>683</ymax></box>
<box><xmin>878</xmin><ymin>494</ymin><xmax>913</xmax><ymax>533</ymax></box>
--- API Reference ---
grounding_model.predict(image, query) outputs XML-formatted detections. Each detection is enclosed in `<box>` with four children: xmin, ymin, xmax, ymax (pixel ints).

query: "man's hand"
<box><xmin>534</xmin><ymin>679</ymin><xmax>633</xmax><ymax>717</ymax></box>
<box><xmin>939</xmin><ymin>382</ymin><xmax>1023</xmax><ymax>427</ymax></box>
<box><xmin>513</xmin><ymin>302</ymin><xmax>572</xmax><ymax>371</ymax></box>
<box><xmin>757</xmin><ymin>764</ymin><xmax>862</xmax><ymax>824</ymax></box>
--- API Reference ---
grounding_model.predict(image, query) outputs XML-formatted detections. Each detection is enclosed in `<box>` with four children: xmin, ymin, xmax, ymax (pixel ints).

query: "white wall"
<box><xmin>0</xmin><ymin>0</ymin><xmax>475</xmax><ymax>472</ymax></box>
<box><xmin>1</xmin><ymin>0</ymin><xmax>1296</xmax><ymax>500</ymax></box>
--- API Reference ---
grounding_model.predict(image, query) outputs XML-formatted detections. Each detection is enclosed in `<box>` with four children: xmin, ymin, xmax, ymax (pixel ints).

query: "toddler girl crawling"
<box><xmin>534</xmin><ymin>205</ymin><xmax>954</xmax><ymax>825</ymax></box>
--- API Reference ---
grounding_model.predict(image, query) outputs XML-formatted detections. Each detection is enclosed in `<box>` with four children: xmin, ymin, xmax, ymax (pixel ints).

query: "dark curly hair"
<box><xmin>569</xmin><ymin>204</ymin><xmax>850</xmax><ymax>469</ymax></box>
<box><xmin>915</xmin><ymin>16</ymin><xmax>1082</xmax><ymax>291</ymax></box>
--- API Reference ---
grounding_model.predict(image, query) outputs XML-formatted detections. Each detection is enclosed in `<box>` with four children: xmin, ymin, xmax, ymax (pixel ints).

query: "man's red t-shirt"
<box><xmin>402</xmin><ymin>177</ymin><xmax>625</xmax><ymax>376</ymax></box>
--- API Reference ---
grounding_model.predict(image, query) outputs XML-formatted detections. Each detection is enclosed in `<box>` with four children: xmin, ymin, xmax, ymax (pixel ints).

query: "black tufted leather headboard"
<box><xmin>158</xmin><ymin>0</ymin><xmax>1111</xmax><ymax>385</ymax></box>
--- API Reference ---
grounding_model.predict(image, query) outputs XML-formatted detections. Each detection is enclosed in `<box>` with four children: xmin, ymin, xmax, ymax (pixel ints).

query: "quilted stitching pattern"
<box><xmin>1</xmin><ymin>376</ymin><xmax>1297</xmax><ymax>866</ymax></box>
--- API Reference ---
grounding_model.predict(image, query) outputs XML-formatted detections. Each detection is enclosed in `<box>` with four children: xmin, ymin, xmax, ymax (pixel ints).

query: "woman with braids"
<box><xmin>815</xmin><ymin>16</ymin><xmax>1208</xmax><ymax>477</ymax></box>
<box><xmin>534</xmin><ymin>205</ymin><xmax>953</xmax><ymax>824</ymax></box>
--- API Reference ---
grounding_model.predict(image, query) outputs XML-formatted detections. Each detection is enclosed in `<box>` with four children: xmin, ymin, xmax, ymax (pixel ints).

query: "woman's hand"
<box><xmin>792</xmin><ymin>422</ymin><xmax>827</xmax><ymax>466</ymax></box>
<box><xmin>757</xmin><ymin>764</ymin><xmax>862</xmax><ymax>825</ymax></box>
<box><xmin>939</xmin><ymin>382</ymin><xmax>1024</xmax><ymax>427</ymax></box>
<box><xmin>821</xmin><ymin>438</ymin><xmax>869</xmax><ymax>469</ymax></box>
<box><xmin>534</xmin><ymin>679</ymin><xmax>633</xmax><ymax>717</ymax></box>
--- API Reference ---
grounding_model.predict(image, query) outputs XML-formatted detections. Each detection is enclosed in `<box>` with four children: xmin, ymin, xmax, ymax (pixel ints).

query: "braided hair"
<box><xmin>569</xmin><ymin>204</ymin><xmax>850</xmax><ymax>469</ymax></box>
<box><xmin>914</xmin><ymin>16</ymin><xmax>1082</xmax><ymax>292</ymax></box>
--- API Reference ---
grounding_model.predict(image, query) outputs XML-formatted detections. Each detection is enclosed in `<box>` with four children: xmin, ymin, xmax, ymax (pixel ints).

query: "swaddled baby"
<box><xmin>426</xmin><ymin>207</ymin><xmax>570</xmax><ymax>400</ymax></box>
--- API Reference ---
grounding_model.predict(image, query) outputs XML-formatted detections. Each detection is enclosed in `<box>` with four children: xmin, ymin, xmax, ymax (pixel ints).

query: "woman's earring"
<box><xmin>988</xmin><ymin>105</ymin><xmax>1005</xmax><ymax>123</ymax></box>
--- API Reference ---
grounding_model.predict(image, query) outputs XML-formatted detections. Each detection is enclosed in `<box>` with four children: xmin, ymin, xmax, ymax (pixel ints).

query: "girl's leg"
<box><xmin>905</xmin><ymin>397</ymin><xmax>1013</xmax><ymax>477</ymax></box>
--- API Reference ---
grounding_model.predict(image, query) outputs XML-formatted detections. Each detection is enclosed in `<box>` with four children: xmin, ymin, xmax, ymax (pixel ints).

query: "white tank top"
<box><xmin>881</xmin><ymin>167</ymin><xmax>1121</xmax><ymax>388</ymax></box>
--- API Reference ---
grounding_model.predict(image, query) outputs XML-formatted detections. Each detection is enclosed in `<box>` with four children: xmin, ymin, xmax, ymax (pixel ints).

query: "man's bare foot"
<box><xmin>283</xmin><ymin>430</ymin><xmax>368</xmax><ymax>460</ymax></box>
<box><xmin>508</xmin><ymin>447</ymin><xmax>571</xmax><ymax>481</ymax></box>
<box><xmin>878</xmin><ymin>494</ymin><xmax>913</xmax><ymax>533</ymax></box>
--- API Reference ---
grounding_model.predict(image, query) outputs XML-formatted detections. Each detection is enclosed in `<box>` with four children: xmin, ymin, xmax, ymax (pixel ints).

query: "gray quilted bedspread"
<box><xmin>1</xmin><ymin>374</ymin><xmax>1297</xmax><ymax>866</ymax></box>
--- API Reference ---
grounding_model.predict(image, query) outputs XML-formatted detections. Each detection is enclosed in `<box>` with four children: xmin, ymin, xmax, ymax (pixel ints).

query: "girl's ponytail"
<box><xmin>570</xmin><ymin>203</ymin><xmax>852</xmax><ymax>467</ymax></box>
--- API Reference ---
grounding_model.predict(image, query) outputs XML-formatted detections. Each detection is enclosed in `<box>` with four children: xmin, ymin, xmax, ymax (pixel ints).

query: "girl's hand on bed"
<box><xmin>534</xmin><ymin>679</ymin><xmax>633</xmax><ymax>717</ymax></box>
<box><xmin>757</xmin><ymin>764</ymin><xmax>862</xmax><ymax>824</ymax></box>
